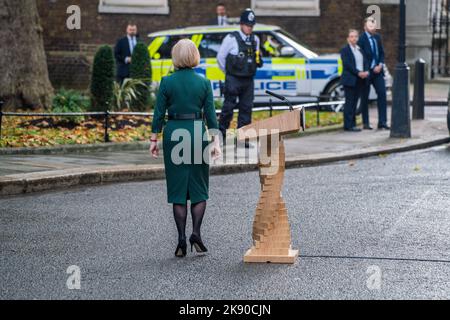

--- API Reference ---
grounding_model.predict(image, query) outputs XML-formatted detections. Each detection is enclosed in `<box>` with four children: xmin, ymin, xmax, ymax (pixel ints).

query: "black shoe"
<box><xmin>175</xmin><ymin>239</ymin><xmax>187</xmax><ymax>258</ymax></box>
<box><xmin>344</xmin><ymin>127</ymin><xmax>362</xmax><ymax>132</ymax></box>
<box><xmin>378</xmin><ymin>124</ymin><xmax>391</xmax><ymax>130</ymax></box>
<box><xmin>189</xmin><ymin>234</ymin><xmax>208</xmax><ymax>253</ymax></box>
<box><xmin>363</xmin><ymin>125</ymin><xmax>374</xmax><ymax>130</ymax></box>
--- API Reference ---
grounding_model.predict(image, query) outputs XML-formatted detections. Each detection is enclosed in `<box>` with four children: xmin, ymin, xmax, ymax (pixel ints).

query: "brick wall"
<box><xmin>37</xmin><ymin>0</ymin><xmax>399</xmax><ymax>90</ymax></box>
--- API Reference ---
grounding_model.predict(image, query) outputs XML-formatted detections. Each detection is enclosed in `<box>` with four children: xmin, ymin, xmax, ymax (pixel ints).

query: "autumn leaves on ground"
<box><xmin>0</xmin><ymin>2</ymin><xmax>343</xmax><ymax>149</ymax></box>
<box><xmin>0</xmin><ymin>110</ymin><xmax>343</xmax><ymax>148</ymax></box>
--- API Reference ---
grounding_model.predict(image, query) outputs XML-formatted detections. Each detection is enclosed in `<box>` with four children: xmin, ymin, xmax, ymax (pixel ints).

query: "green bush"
<box><xmin>112</xmin><ymin>78</ymin><xmax>148</xmax><ymax>111</ymax></box>
<box><xmin>130</xmin><ymin>43</ymin><xmax>152</xmax><ymax>111</ymax></box>
<box><xmin>51</xmin><ymin>89</ymin><xmax>90</xmax><ymax>124</ymax></box>
<box><xmin>214</xmin><ymin>99</ymin><xmax>223</xmax><ymax>110</ymax></box>
<box><xmin>90</xmin><ymin>45</ymin><xmax>115</xmax><ymax>111</ymax></box>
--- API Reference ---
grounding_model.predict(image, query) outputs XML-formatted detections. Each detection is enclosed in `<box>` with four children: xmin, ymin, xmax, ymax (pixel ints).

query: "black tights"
<box><xmin>173</xmin><ymin>201</ymin><xmax>207</xmax><ymax>242</ymax></box>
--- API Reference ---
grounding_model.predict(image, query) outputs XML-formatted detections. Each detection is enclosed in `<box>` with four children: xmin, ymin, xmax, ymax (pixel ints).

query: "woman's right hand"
<box><xmin>211</xmin><ymin>138</ymin><xmax>222</xmax><ymax>161</ymax></box>
<box><xmin>150</xmin><ymin>141</ymin><xmax>159</xmax><ymax>158</ymax></box>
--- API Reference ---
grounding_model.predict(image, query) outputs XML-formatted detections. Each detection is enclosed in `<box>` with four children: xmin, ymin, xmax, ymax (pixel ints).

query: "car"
<box><xmin>147</xmin><ymin>24</ymin><xmax>391</xmax><ymax>110</ymax></box>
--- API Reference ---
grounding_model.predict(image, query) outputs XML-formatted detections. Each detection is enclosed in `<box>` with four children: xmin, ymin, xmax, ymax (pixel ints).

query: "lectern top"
<box><xmin>237</xmin><ymin>108</ymin><xmax>304</xmax><ymax>141</ymax></box>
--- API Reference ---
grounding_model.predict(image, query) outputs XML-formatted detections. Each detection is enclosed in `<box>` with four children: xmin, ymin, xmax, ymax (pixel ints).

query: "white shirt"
<box><xmin>217</xmin><ymin>30</ymin><xmax>261</xmax><ymax>72</ymax></box>
<box><xmin>365</xmin><ymin>31</ymin><xmax>379</xmax><ymax>69</ymax></box>
<box><xmin>350</xmin><ymin>44</ymin><xmax>364</xmax><ymax>72</ymax></box>
<box><xmin>217</xmin><ymin>16</ymin><xmax>228</xmax><ymax>26</ymax></box>
<box><xmin>127</xmin><ymin>35</ymin><xmax>137</xmax><ymax>55</ymax></box>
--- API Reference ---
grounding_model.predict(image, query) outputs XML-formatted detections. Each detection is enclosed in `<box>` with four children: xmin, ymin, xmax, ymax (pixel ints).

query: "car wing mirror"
<box><xmin>280</xmin><ymin>46</ymin><xmax>295</xmax><ymax>57</ymax></box>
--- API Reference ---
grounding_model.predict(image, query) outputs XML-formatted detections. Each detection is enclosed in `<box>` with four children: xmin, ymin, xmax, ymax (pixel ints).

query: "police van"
<box><xmin>148</xmin><ymin>24</ymin><xmax>391</xmax><ymax>108</ymax></box>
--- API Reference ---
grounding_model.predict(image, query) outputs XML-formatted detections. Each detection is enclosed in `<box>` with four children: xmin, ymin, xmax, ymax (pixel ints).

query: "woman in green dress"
<box><xmin>150</xmin><ymin>39</ymin><xmax>222</xmax><ymax>258</ymax></box>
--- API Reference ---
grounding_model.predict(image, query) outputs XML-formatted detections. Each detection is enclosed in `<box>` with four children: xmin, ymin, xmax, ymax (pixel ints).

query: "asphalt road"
<box><xmin>1</xmin><ymin>146</ymin><xmax>449</xmax><ymax>300</ymax></box>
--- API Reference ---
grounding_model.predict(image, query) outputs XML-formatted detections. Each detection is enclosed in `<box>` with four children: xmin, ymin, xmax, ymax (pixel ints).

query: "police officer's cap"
<box><xmin>240</xmin><ymin>9</ymin><xmax>256</xmax><ymax>26</ymax></box>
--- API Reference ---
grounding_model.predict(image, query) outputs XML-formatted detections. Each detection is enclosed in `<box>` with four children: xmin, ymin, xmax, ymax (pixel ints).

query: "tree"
<box><xmin>0</xmin><ymin>0</ymin><xmax>54</xmax><ymax>110</ymax></box>
<box><xmin>90</xmin><ymin>45</ymin><xmax>115</xmax><ymax>111</ymax></box>
<box><xmin>130</xmin><ymin>43</ymin><xmax>152</xmax><ymax>111</ymax></box>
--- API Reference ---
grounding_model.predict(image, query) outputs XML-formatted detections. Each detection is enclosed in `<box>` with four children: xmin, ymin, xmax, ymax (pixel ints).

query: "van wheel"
<box><xmin>322</xmin><ymin>79</ymin><xmax>345</xmax><ymax>112</ymax></box>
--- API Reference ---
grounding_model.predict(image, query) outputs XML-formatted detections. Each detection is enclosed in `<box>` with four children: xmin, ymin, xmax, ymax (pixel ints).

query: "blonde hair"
<box><xmin>171</xmin><ymin>39</ymin><xmax>201</xmax><ymax>69</ymax></box>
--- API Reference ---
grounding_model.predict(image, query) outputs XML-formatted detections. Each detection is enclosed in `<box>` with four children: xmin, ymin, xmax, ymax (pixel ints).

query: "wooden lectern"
<box><xmin>237</xmin><ymin>108</ymin><xmax>305</xmax><ymax>264</ymax></box>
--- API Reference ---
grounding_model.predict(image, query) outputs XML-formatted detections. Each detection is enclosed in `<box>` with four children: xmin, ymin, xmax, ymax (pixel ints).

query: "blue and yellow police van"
<box><xmin>147</xmin><ymin>24</ymin><xmax>390</xmax><ymax>108</ymax></box>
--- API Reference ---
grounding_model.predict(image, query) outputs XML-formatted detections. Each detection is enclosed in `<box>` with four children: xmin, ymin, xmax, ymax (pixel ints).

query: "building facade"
<box><xmin>37</xmin><ymin>0</ymin><xmax>402</xmax><ymax>89</ymax></box>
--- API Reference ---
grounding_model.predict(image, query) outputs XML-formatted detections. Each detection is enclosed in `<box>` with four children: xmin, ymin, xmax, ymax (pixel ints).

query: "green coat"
<box><xmin>152</xmin><ymin>68</ymin><xmax>219</xmax><ymax>204</ymax></box>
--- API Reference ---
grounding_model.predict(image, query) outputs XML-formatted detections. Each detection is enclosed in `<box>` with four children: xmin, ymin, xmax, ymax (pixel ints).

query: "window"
<box><xmin>257</xmin><ymin>32</ymin><xmax>305</xmax><ymax>58</ymax></box>
<box><xmin>198</xmin><ymin>34</ymin><xmax>227</xmax><ymax>58</ymax></box>
<box><xmin>154</xmin><ymin>35</ymin><xmax>190</xmax><ymax>60</ymax></box>
<box><xmin>259</xmin><ymin>33</ymin><xmax>284</xmax><ymax>58</ymax></box>
<box><xmin>251</xmin><ymin>0</ymin><xmax>320</xmax><ymax>17</ymax></box>
<box><xmin>98</xmin><ymin>0</ymin><xmax>169</xmax><ymax>15</ymax></box>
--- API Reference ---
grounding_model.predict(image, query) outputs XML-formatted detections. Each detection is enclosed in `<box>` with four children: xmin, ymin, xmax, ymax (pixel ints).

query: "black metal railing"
<box><xmin>0</xmin><ymin>99</ymin><xmax>344</xmax><ymax>144</ymax></box>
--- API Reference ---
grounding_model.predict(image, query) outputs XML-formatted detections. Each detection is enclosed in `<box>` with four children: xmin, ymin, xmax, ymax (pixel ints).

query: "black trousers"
<box><xmin>344</xmin><ymin>78</ymin><xmax>365</xmax><ymax>130</ymax></box>
<box><xmin>219</xmin><ymin>75</ymin><xmax>254</xmax><ymax>137</ymax></box>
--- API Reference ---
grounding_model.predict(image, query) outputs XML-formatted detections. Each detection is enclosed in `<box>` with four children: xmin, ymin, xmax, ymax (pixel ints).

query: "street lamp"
<box><xmin>390</xmin><ymin>0</ymin><xmax>411</xmax><ymax>138</ymax></box>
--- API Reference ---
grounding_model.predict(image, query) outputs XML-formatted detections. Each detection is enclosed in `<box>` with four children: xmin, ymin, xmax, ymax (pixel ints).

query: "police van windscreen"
<box><xmin>276</xmin><ymin>30</ymin><xmax>318</xmax><ymax>59</ymax></box>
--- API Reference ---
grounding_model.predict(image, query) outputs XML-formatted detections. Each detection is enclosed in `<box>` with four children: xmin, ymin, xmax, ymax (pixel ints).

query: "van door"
<box><xmin>196</xmin><ymin>33</ymin><xmax>227</xmax><ymax>97</ymax></box>
<box><xmin>257</xmin><ymin>32</ymin><xmax>311</xmax><ymax>97</ymax></box>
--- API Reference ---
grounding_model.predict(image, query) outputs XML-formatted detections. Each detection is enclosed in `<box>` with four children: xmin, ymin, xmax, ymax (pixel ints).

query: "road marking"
<box><xmin>384</xmin><ymin>189</ymin><xmax>432</xmax><ymax>238</ymax></box>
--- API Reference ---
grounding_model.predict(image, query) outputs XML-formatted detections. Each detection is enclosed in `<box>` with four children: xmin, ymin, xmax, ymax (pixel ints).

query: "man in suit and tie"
<box><xmin>358</xmin><ymin>17</ymin><xmax>390</xmax><ymax>130</ymax></box>
<box><xmin>114</xmin><ymin>23</ymin><xmax>139</xmax><ymax>84</ymax></box>
<box><xmin>209</xmin><ymin>3</ymin><xmax>229</xmax><ymax>26</ymax></box>
<box><xmin>340</xmin><ymin>29</ymin><xmax>370</xmax><ymax>132</ymax></box>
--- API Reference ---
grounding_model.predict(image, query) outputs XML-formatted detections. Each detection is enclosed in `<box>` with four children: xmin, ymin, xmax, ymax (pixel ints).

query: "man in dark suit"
<box><xmin>340</xmin><ymin>29</ymin><xmax>370</xmax><ymax>132</ymax></box>
<box><xmin>208</xmin><ymin>3</ymin><xmax>229</xmax><ymax>26</ymax></box>
<box><xmin>114</xmin><ymin>23</ymin><xmax>139</xmax><ymax>84</ymax></box>
<box><xmin>358</xmin><ymin>17</ymin><xmax>390</xmax><ymax>130</ymax></box>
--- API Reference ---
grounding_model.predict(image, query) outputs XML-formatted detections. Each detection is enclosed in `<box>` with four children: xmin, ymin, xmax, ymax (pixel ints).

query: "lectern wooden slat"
<box><xmin>237</xmin><ymin>109</ymin><xmax>303</xmax><ymax>264</ymax></box>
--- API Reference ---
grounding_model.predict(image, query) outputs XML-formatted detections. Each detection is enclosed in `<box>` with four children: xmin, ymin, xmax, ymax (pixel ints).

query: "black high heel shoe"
<box><xmin>189</xmin><ymin>234</ymin><xmax>208</xmax><ymax>253</ymax></box>
<box><xmin>175</xmin><ymin>239</ymin><xmax>187</xmax><ymax>258</ymax></box>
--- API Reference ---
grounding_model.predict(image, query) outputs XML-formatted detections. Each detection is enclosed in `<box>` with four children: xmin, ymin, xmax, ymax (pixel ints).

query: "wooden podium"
<box><xmin>237</xmin><ymin>108</ymin><xmax>305</xmax><ymax>264</ymax></box>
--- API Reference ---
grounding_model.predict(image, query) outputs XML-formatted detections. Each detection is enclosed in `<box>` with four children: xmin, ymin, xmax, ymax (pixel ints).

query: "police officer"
<box><xmin>264</xmin><ymin>35</ymin><xmax>281</xmax><ymax>57</ymax></box>
<box><xmin>217</xmin><ymin>9</ymin><xmax>263</xmax><ymax>147</ymax></box>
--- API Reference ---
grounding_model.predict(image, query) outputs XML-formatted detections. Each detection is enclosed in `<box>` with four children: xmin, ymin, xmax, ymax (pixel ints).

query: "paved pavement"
<box><xmin>0</xmin><ymin>107</ymin><xmax>448</xmax><ymax>177</ymax></box>
<box><xmin>1</xmin><ymin>146</ymin><xmax>449</xmax><ymax>299</ymax></box>
<box><xmin>416</xmin><ymin>81</ymin><xmax>449</xmax><ymax>104</ymax></box>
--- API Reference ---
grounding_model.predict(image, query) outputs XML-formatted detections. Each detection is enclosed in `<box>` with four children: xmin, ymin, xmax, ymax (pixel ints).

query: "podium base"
<box><xmin>244</xmin><ymin>248</ymin><xmax>299</xmax><ymax>264</ymax></box>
